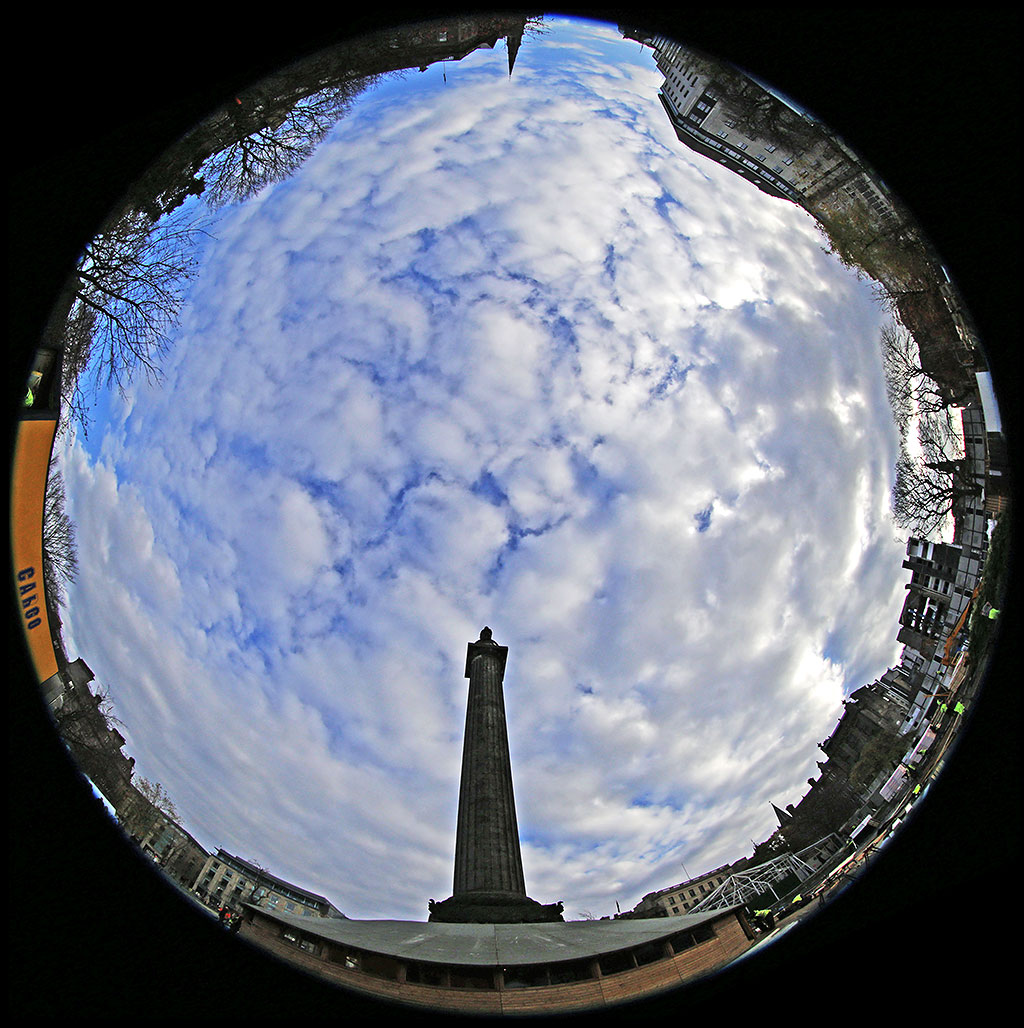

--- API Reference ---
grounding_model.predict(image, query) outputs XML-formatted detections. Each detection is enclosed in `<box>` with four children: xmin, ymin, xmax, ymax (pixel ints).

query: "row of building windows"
<box><xmin>660</xmin><ymin>874</ymin><xmax>731</xmax><ymax>914</ymax></box>
<box><xmin>663</xmin><ymin>65</ymin><xmax>699</xmax><ymax>98</ymax></box>
<box><xmin>200</xmin><ymin>861</ymin><xmax>309</xmax><ymax>914</ymax></box>
<box><xmin>666</xmin><ymin>113</ymin><xmax>800</xmax><ymax>201</ymax></box>
<box><xmin>652</xmin><ymin>40</ymin><xmax>913</xmax><ymax>223</ymax></box>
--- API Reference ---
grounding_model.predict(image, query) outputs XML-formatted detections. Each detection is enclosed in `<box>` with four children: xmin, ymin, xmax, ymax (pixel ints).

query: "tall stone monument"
<box><xmin>428</xmin><ymin>627</ymin><xmax>563</xmax><ymax>924</ymax></box>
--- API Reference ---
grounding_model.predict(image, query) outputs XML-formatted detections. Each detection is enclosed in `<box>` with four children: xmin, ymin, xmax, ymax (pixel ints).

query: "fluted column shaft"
<box><xmin>452</xmin><ymin>639</ymin><xmax>526</xmax><ymax>897</ymax></box>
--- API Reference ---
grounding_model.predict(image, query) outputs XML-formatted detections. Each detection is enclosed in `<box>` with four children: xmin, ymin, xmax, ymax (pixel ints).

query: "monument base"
<box><xmin>428</xmin><ymin>891</ymin><xmax>564</xmax><ymax>924</ymax></box>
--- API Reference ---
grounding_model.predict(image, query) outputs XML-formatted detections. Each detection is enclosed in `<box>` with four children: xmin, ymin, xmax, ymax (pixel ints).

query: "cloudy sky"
<box><xmin>57</xmin><ymin>17</ymin><xmax>908</xmax><ymax>921</ymax></box>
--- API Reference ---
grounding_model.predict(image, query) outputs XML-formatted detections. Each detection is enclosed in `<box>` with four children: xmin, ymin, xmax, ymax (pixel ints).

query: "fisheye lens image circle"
<box><xmin>11</xmin><ymin>11</ymin><xmax>1015</xmax><ymax>1018</ymax></box>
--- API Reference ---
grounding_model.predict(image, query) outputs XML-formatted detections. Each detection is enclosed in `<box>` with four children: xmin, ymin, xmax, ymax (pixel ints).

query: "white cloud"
<box><xmin>57</xmin><ymin>18</ymin><xmax>908</xmax><ymax>921</ymax></box>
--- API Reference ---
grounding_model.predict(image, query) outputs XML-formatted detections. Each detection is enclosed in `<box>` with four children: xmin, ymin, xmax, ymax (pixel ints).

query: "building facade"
<box><xmin>897</xmin><ymin>538</ymin><xmax>969</xmax><ymax>658</ymax></box>
<box><xmin>194</xmin><ymin>849</ymin><xmax>344</xmax><ymax>919</ymax></box>
<box><xmin>621</xmin><ymin>26</ymin><xmax>898</xmax><ymax>221</ymax></box>
<box><xmin>48</xmin><ymin>657</ymin><xmax>138</xmax><ymax>806</ymax></box>
<box><xmin>895</xmin><ymin>401</ymin><xmax>992</xmax><ymax>737</ymax></box>
<box><xmin>123</xmin><ymin>801</ymin><xmax>209</xmax><ymax>893</ymax></box>
<box><xmin>629</xmin><ymin>864</ymin><xmax>743</xmax><ymax>918</ymax></box>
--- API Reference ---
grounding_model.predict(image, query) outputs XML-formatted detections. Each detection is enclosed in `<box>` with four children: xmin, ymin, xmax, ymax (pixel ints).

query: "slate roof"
<box><xmin>219</xmin><ymin>850</ymin><xmax>333</xmax><ymax>907</ymax></box>
<box><xmin>247</xmin><ymin>906</ymin><xmax>743</xmax><ymax>967</ymax></box>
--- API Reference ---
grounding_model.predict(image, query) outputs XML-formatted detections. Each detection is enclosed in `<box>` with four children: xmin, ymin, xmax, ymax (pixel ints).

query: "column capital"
<box><xmin>465</xmin><ymin>626</ymin><xmax>508</xmax><ymax>678</ymax></box>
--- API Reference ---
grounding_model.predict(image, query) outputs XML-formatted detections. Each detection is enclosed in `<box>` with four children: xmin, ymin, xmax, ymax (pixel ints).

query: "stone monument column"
<box><xmin>428</xmin><ymin>628</ymin><xmax>563</xmax><ymax>924</ymax></box>
<box><xmin>453</xmin><ymin>626</ymin><xmax>525</xmax><ymax>896</ymax></box>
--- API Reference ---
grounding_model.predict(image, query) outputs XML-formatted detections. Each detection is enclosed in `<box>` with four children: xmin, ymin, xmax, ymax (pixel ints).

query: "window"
<box><xmin>449</xmin><ymin>967</ymin><xmax>494</xmax><ymax>990</ymax></box>
<box><xmin>406</xmin><ymin>962</ymin><xmax>448</xmax><ymax>986</ymax></box>
<box><xmin>361</xmin><ymin>953</ymin><xmax>404</xmax><ymax>981</ymax></box>
<box><xmin>285</xmin><ymin>934</ymin><xmax>318</xmax><ymax>954</ymax></box>
<box><xmin>329</xmin><ymin>947</ymin><xmax>359</xmax><ymax>971</ymax></box>
<box><xmin>633</xmin><ymin>941</ymin><xmax>667</xmax><ymax>967</ymax></box>
<box><xmin>599</xmin><ymin>950</ymin><xmax>636</xmax><ymax>976</ymax></box>
<box><xmin>501</xmin><ymin>962</ymin><xmax>546</xmax><ymax>986</ymax></box>
<box><xmin>548</xmin><ymin>960</ymin><xmax>593</xmax><ymax>985</ymax></box>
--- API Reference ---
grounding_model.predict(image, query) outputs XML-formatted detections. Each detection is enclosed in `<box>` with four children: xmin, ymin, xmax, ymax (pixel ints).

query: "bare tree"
<box><xmin>134</xmin><ymin>775</ymin><xmax>180</xmax><ymax>822</ymax></box>
<box><xmin>67</xmin><ymin>207</ymin><xmax>207</xmax><ymax>402</ymax></box>
<box><xmin>891</xmin><ymin>417</ymin><xmax>982</xmax><ymax>539</ymax></box>
<box><xmin>882</xmin><ymin>315</ymin><xmax>983</xmax><ymax>538</ymax></box>
<box><xmin>42</xmin><ymin>456</ymin><xmax>78</xmax><ymax>610</ymax></box>
<box><xmin>199</xmin><ymin>81</ymin><xmax>366</xmax><ymax>207</ymax></box>
<box><xmin>880</xmin><ymin>320</ymin><xmax>975</xmax><ymax>437</ymax></box>
<box><xmin>57</xmin><ymin>302</ymin><xmax>98</xmax><ymax>438</ymax></box>
<box><xmin>53</xmin><ymin>78</ymin><xmax>352</xmax><ymax>426</ymax></box>
<box><xmin>243</xmin><ymin>860</ymin><xmax>272</xmax><ymax>906</ymax></box>
<box><xmin>53</xmin><ymin>683</ymin><xmax>127</xmax><ymax>789</ymax></box>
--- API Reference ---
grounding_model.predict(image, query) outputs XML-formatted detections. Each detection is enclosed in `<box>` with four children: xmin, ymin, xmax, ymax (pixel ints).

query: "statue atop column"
<box><xmin>428</xmin><ymin>628</ymin><xmax>563</xmax><ymax>924</ymax></box>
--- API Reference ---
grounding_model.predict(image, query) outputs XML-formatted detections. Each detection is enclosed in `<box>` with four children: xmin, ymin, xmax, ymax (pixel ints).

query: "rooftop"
<box><xmin>218</xmin><ymin>849</ymin><xmax>335</xmax><ymax>908</ymax></box>
<box><xmin>249</xmin><ymin>906</ymin><xmax>744</xmax><ymax>967</ymax></box>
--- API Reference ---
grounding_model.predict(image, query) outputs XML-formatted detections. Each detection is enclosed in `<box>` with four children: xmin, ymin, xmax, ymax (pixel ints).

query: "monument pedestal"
<box><xmin>429</xmin><ymin>891</ymin><xmax>564</xmax><ymax>924</ymax></box>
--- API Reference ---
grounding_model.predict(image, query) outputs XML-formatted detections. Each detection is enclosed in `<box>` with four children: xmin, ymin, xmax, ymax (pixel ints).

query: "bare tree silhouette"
<box><xmin>880</xmin><ymin>319</ymin><xmax>975</xmax><ymax>438</ymax></box>
<box><xmin>67</xmin><ymin>208</ymin><xmax>207</xmax><ymax>403</ymax></box>
<box><xmin>42</xmin><ymin>456</ymin><xmax>78</xmax><ymax>609</ymax></box>
<box><xmin>891</xmin><ymin>412</ymin><xmax>982</xmax><ymax>539</ymax></box>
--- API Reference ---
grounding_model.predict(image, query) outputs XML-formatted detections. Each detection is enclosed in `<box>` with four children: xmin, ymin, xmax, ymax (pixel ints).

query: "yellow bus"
<box><xmin>10</xmin><ymin>347</ymin><xmax>62</xmax><ymax>690</ymax></box>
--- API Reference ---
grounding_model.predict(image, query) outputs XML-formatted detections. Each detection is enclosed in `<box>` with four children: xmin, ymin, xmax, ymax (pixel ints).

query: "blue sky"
<box><xmin>57</xmin><ymin>17</ymin><xmax>907</xmax><ymax>920</ymax></box>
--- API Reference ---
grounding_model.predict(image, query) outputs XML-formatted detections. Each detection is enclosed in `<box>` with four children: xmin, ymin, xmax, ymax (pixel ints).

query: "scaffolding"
<box><xmin>688</xmin><ymin>839</ymin><xmax>839</xmax><ymax>914</ymax></box>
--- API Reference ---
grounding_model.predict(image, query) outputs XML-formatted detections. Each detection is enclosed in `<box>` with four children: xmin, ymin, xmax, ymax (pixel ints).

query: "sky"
<box><xmin>56</xmin><ymin>17</ymin><xmax>909</xmax><ymax>921</ymax></box>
